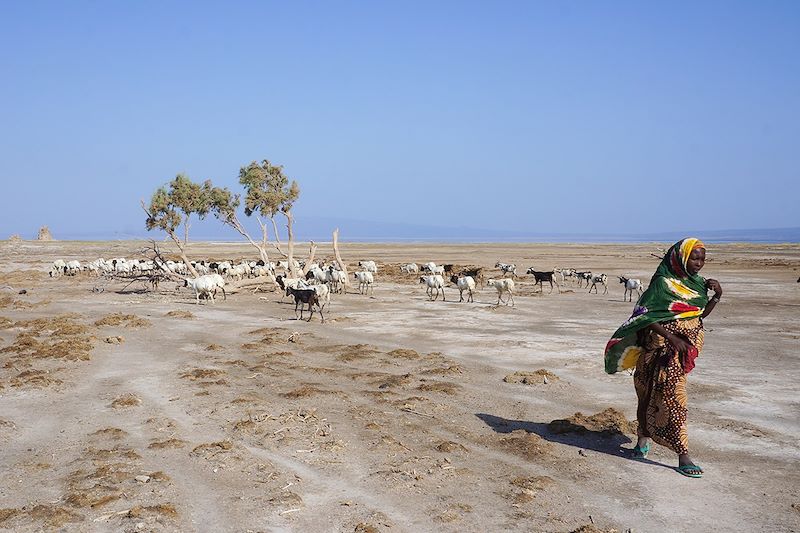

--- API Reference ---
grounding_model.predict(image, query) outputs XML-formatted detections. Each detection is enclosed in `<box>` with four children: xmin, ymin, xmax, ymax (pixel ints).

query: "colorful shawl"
<box><xmin>604</xmin><ymin>238</ymin><xmax>708</xmax><ymax>374</ymax></box>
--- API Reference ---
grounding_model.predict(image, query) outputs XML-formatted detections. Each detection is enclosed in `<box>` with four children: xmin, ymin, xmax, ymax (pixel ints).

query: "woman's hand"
<box><xmin>705</xmin><ymin>278</ymin><xmax>722</xmax><ymax>298</ymax></box>
<box><xmin>666</xmin><ymin>334</ymin><xmax>693</xmax><ymax>357</ymax></box>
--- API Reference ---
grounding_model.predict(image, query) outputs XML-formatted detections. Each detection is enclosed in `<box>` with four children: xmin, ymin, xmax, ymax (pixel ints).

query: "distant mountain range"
<box><xmin>9</xmin><ymin>219</ymin><xmax>800</xmax><ymax>243</ymax></box>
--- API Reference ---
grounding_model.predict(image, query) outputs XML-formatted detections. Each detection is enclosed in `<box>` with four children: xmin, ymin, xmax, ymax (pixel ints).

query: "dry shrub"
<box><xmin>503</xmin><ymin>369</ymin><xmax>559</xmax><ymax>385</ymax></box>
<box><xmin>104</xmin><ymin>336</ymin><xmax>124</xmax><ymax>344</ymax></box>
<box><xmin>436</xmin><ymin>441</ymin><xmax>468</xmax><ymax>453</ymax></box>
<box><xmin>127</xmin><ymin>504</ymin><xmax>178</xmax><ymax>518</ymax></box>
<box><xmin>11</xmin><ymin>369</ymin><xmax>62</xmax><ymax>388</ymax></box>
<box><xmin>0</xmin><ymin>316</ymin><xmax>13</xmax><ymax>329</ymax></box>
<box><xmin>180</xmin><ymin>368</ymin><xmax>226</xmax><ymax>380</ymax></box>
<box><xmin>110</xmin><ymin>394</ymin><xmax>141</xmax><ymax>409</ymax></box>
<box><xmin>0</xmin><ymin>295</ymin><xmax>15</xmax><ymax>308</ymax></box>
<box><xmin>206</xmin><ymin>343</ymin><xmax>224</xmax><ymax>351</ymax></box>
<box><xmin>497</xmin><ymin>430</ymin><xmax>553</xmax><ymax>459</ymax></box>
<box><xmin>355</xmin><ymin>523</ymin><xmax>380</xmax><ymax>533</ymax></box>
<box><xmin>548</xmin><ymin>408</ymin><xmax>636</xmax><ymax>437</ymax></box>
<box><xmin>335</xmin><ymin>344</ymin><xmax>381</xmax><ymax>362</ymax></box>
<box><xmin>94</xmin><ymin>313</ymin><xmax>151</xmax><ymax>328</ymax></box>
<box><xmin>28</xmin><ymin>505</ymin><xmax>83</xmax><ymax>527</ymax></box>
<box><xmin>387</xmin><ymin>348</ymin><xmax>420</xmax><ymax>360</ymax></box>
<box><xmin>148</xmin><ymin>438</ymin><xmax>187</xmax><ymax>449</ymax></box>
<box><xmin>166</xmin><ymin>310</ymin><xmax>194</xmax><ymax>318</ymax></box>
<box><xmin>417</xmin><ymin>381</ymin><xmax>460</xmax><ymax>395</ymax></box>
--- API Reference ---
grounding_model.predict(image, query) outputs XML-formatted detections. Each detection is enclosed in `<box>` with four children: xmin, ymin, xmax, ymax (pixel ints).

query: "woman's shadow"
<box><xmin>475</xmin><ymin>412</ymin><xmax>673</xmax><ymax>470</ymax></box>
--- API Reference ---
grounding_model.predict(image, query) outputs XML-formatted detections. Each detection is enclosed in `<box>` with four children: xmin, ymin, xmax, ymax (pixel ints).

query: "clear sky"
<box><xmin>1</xmin><ymin>1</ymin><xmax>798</xmax><ymax>240</ymax></box>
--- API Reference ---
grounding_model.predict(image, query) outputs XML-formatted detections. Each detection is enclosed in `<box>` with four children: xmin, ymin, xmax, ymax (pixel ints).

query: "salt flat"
<box><xmin>0</xmin><ymin>240</ymin><xmax>798</xmax><ymax>532</ymax></box>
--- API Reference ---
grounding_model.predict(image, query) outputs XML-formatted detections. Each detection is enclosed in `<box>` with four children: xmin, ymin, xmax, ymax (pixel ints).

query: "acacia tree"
<box><xmin>169</xmin><ymin>173</ymin><xmax>210</xmax><ymax>245</ymax></box>
<box><xmin>209</xmin><ymin>159</ymin><xmax>308</xmax><ymax>278</ymax></box>
<box><xmin>141</xmin><ymin>186</ymin><xmax>200</xmax><ymax>277</ymax></box>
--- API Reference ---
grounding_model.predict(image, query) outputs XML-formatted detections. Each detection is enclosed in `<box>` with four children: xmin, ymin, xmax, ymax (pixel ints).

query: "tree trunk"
<box><xmin>332</xmin><ymin>228</ymin><xmax>349</xmax><ymax>291</ymax></box>
<box><xmin>301</xmin><ymin>241</ymin><xmax>317</xmax><ymax>276</ymax></box>
<box><xmin>285</xmin><ymin>211</ymin><xmax>299</xmax><ymax>278</ymax></box>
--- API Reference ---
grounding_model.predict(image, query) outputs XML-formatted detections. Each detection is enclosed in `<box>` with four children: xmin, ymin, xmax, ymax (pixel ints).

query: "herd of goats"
<box><xmin>47</xmin><ymin>257</ymin><xmax>646</xmax><ymax>322</ymax></box>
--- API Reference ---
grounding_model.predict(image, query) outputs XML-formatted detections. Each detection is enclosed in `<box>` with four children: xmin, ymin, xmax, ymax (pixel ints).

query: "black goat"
<box><xmin>285</xmin><ymin>286</ymin><xmax>324</xmax><ymax>323</ymax></box>
<box><xmin>526</xmin><ymin>268</ymin><xmax>560</xmax><ymax>293</ymax></box>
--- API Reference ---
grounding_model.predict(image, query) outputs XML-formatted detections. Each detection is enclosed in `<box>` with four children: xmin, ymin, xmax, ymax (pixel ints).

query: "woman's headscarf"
<box><xmin>604</xmin><ymin>238</ymin><xmax>708</xmax><ymax>374</ymax></box>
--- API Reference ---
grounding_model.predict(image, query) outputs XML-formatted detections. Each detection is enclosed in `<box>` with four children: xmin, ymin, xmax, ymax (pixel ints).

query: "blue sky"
<box><xmin>1</xmin><ymin>1</ymin><xmax>798</xmax><ymax>240</ymax></box>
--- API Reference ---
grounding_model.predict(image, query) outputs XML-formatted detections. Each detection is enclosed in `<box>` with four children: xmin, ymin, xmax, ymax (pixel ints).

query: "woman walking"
<box><xmin>604</xmin><ymin>238</ymin><xmax>722</xmax><ymax>478</ymax></box>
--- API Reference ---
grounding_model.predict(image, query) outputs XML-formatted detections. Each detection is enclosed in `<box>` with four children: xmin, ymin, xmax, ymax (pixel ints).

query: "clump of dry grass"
<box><xmin>191</xmin><ymin>440</ymin><xmax>233</xmax><ymax>456</ymax></box>
<box><xmin>86</xmin><ymin>446</ymin><xmax>141</xmax><ymax>461</ymax></box>
<box><xmin>281</xmin><ymin>385</ymin><xmax>327</xmax><ymax>398</ymax></box>
<box><xmin>436</xmin><ymin>441</ymin><xmax>468</xmax><ymax>453</ymax></box>
<box><xmin>0</xmin><ymin>316</ymin><xmax>13</xmax><ymax>329</ymax></box>
<box><xmin>110</xmin><ymin>394</ymin><xmax>141</xmax><ymax>409</ymax></box>
<box><xmin>148</xmin><ymin>438</ymin><xmax>187</xmax><ymax>449</ymax></box>
<box><xmin>180</xmin><ymin>368</ymin><xmax>226</xmax><ymax>380</ymax></box>
<box><xmin>94</xmin><ymin>313</ymin><xmax>151</xmax><ymax>328</ymax></box>
<box><xmin>0</xmin><ymin>295</ymin><xmax>16</xmax><ymax>308</ymax></box>
<box><xmin>417</xmin><ymin>381</ymin><xmax>460</xmax><ymax>395</ymax></box>
<box><xmin>497</xmin><ymin>430</ymin><xmax>553</xmax><ymax>460</ymax></box>
<box><xmin>335</xmin><ymin>344</ymin><xmax>381</xmax><ymax>362</ymax></box>
<box><xmin>0</xmin><ymin>508</ymin><xmax>20</xmax><ymax>524</ymax></box>
<box><xmin>65</xmin><ymin>486</ymin><xmax>121</xmax><ymax>509</ymax></box>
<box><xmin>11</xmin><ymin>369</ymin><xmax>63</xmax><ymax>388</ymax></box>
<box><xmin>510</xmin><ymin>475</ymin><xmax>554</xmax><ymax>503</ymax></box>
<box><xmin>165</xmin><ymin>310</ymin><xmax>194</xmax><ymax>319</ymax></box>
<box><xmin>503</xmin><ymin>369</ymin><xmax>559</xmax><ymax>385</ymax></box>
<box><xmin>0</xmin><ymin>315</ymin><xmax>95</xmax><ymax>364</ymax></box>
<box><xmin>27</xmin><ymin>505</ymin><xmax>83</xmax><ymax>527</ymax></box>
<box><xmin>387</xmin><ymin>348</ymin><xmax>421</xmax><ymax>360</ymax></box>
<box><xmin>91</xmin><ymin>427</ymin><xmax>128</xmax><ymax>440</ymax></box>
<box><xmin>548</xmin><ymin>408</ymin><xmax>636</xmax><ymax>437</ymax></box>
<box><xmin>205</xmin><ymin>343</ymin><xmax>224</xmax><ymax>351</ymax></box>
<box><xmin>127</xmin><ymin>504</ymin><xmax>178</xmax><ymax>518</ymax></box>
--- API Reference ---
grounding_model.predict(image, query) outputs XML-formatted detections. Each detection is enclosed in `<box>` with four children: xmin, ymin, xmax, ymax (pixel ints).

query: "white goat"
<box><xmin>358</xmin><ymin>260</ymin><xmax>378</xmax><ymax>273</ymax></box>
<box><xmin>354</xmin><ymin>271</ymin><xmax>374</xmax><ymax>295</ymax></box>
<box><xmin>400</xmin><ymin>263</ymin><xmax>419</xmax><ymax>274</ymax></box>
<box><xmin>618</xmin><ymin>276</ymin><xmax>643</xmax><ymax>301</ymax></box>
<box><xmin>450</xmin><ymin>275</ymin><xmax>475</xmax><ymax>303</ymax></box>
<box><xmin>419</xmin><ymin>275</ymin><xmax>446</xmax><ymax>301</ymax></box>
<box><xmin>495</xmin><ymin>262</ymin><xmax>517</xmax><ymax>278</ymax></box>
<box><xmin>184</xmin><ymin>274</ymin><xmax>226</xmax><ymax>304</ymax></box>
<box><xmin>589</xmin><ymin>273</ymin><xmax>609</xmax><ymax>295</ymax></box>
<box><xmin>487</xmin><ymin>278</ymin><xmax>515</xmax><ymax>306</ymax></box>
<box><xmin>49</xmin><ymin>260</ymin><xmax>67</xmax><ymax>277</ymax></box>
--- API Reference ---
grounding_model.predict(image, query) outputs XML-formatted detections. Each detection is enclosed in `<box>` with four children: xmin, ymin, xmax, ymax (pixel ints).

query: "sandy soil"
<box><xmin>0</xmin><ymin>240</ymin><xmax>798</xmax><ymax>533</ymax></box>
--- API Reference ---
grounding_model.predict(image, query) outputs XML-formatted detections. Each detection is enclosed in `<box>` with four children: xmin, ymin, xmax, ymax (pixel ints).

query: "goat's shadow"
<box><xmin>475</xmin><ymin>412</ymin><xmax>673</xmax><ymax>470</ymax></box>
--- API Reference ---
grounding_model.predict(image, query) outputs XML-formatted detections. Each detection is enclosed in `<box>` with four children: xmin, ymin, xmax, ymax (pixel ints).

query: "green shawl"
<box><xmin>604</xmin><ymin>238</ymin><xmax>709</xmax><ymax>374</ymax></box>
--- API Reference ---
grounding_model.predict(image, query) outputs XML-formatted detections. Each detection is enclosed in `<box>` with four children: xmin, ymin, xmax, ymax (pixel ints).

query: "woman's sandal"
<box><xmin>676</xmin><ymin>464</ymin><xmax>703</xmax><ymax>478</ymax></box>
<box><xmin>631</xmin><ymin>443</ymin><xmax>650</xmax><ymax>459</ymax></box>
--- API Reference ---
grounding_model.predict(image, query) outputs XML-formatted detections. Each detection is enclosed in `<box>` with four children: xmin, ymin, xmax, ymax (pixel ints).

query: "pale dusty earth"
<box><xmin>0</xmin><ymin>240</ymin><xmax>798</xmax><ymax>533</ymax></box>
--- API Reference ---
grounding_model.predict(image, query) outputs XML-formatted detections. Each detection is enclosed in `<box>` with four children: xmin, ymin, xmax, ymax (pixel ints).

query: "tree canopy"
<box><xmin>239</xmin><ymin>159</ymin><xmax>300</xmax><ymax>218</ymax></box>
